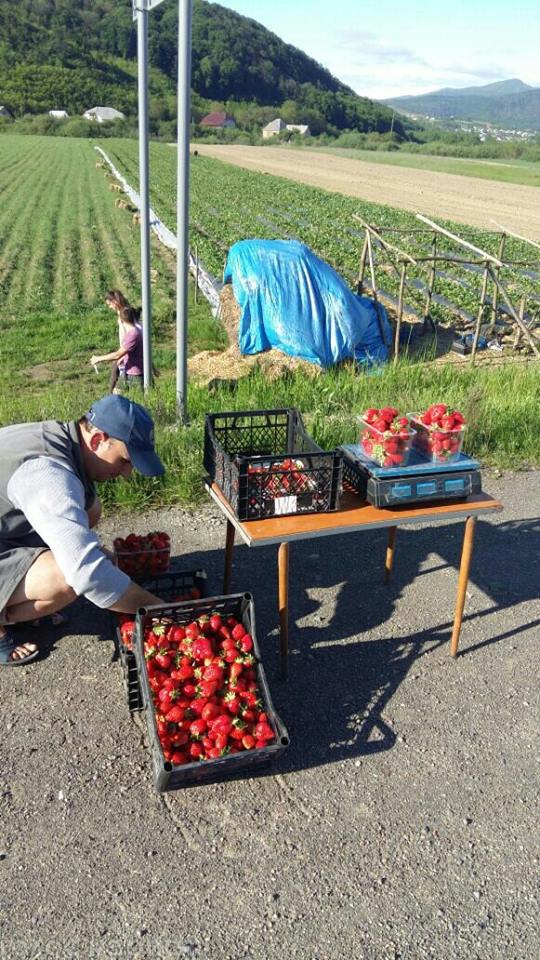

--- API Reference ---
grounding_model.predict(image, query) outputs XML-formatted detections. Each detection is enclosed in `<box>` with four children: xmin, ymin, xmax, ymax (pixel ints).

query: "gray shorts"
<box><xmin>0</xmin><ymin>544</ymin><xmax>48</xmax><ymax>624</ymax></box>
<box><xmin>117</xmin><ymin>371</ymin><xmax>143</xmax><ymax>392</ymax></box>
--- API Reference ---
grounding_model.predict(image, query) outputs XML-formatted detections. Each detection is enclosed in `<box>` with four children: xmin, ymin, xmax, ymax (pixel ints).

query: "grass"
<box><xmin>0</xmin><ymin>358</ymin><xmax>538</xmax><ymax>513</ymax></box>
<box><xmin>290</xmin><ymin>145</ymin><xmax>540</xmax><ymax>188</ymax></box>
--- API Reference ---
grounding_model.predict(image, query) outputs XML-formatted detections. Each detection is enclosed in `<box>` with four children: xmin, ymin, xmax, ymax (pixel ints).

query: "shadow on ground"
<box><xmin>21</xmin><ymin>514</ymin><xmax>538</xmax><ymax>778</ymax></box>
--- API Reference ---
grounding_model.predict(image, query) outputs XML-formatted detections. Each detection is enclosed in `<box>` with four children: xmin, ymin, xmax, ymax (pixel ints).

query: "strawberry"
<box><xmin>189</xmin><ymin>718</ymin><xmax>207</xmax><ymax>739</ymax></box>
<box><xmin>254</xmin><ymin>721</ymin><xmax>275</xmax><ymax>741</ymax></box>
<box><xmin>191</xmin><ymin>636</ymin><xmax>214</xmax><ymax>661</ymax></box>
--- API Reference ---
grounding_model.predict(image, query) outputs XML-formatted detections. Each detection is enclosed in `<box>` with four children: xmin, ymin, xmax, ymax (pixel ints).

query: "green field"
<box><xmin>0</xmin><ymin>135</ymin><xmax>223</xmax><ymax>395</ymax></box>
<box><xmin>306</xmin><ymin>146</ymin><xmax>540</xmax><ymax>188</ymax></box>
<box><xmin>0</xmin><ymin>135</ymin><xmax>538</xmax><ymax>512</ymax></box>
<box><xmin>103</xmin><ymin>138</ymin><xmax>540</xmax><ymax>330</ymax></box>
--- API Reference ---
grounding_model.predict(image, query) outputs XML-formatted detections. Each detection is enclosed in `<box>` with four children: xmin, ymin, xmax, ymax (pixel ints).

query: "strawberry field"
<box><xmin>0</xmin><ymin>135</ymin><xmax>220</xmax><ymax>398</ymax></box>
<box><xmin>103</xmin><ymin>139</ymin><xmax>540</xmax><ymax>336</ymax></box>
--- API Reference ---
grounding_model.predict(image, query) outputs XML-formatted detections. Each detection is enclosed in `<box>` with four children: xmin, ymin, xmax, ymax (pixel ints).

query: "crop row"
<box><xmin>104</xmin><ymin>139</ymin><xmax>540</xmax><ymax>330</ymax></box>
<box><xmin>0</xmin><ymin>136</ymin><xmax>178</xmax><ymax>322</ymax></box>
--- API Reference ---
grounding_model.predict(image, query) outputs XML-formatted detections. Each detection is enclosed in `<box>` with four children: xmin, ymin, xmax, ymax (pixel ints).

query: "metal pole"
<box><xmin>136</xmin><ymin>4</ymin><xmax>153</xmax><ymax>392</ymax></box>
<box><xmin>176</xmin><ymin>0</ymin><xmax>193</xmax><ymax>423</ymax></box>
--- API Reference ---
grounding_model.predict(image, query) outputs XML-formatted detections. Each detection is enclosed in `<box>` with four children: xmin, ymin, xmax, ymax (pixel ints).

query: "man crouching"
<box><xmin>0</xmin><ymin>395</ymin><xmax>167</xmax><ymax>665</ymax></box>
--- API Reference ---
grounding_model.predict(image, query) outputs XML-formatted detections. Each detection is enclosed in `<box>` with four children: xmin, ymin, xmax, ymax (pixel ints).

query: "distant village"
<box><xmin>403</xmin><ymin>112</ymin><xmax>538</xmax><ymax>142</ymax></box>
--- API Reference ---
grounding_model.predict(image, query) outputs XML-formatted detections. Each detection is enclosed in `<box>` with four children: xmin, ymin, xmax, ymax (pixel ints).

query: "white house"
<box><xmin>49</xmin><ymin>110</ymin><xmax>69</xmax><ymax>119</ymax></box>
<box><xmin>262</xmin><ymin>118</ymin><xmax>287</xmax><ymax>139</ymax></box>
<box><xmin>83</xmin><ymin>106</ymin><xmax>125</xmax><ymax>123</ymax></box>
<box><xmin>286</xmin><ymin>124</ymin><xmax>311</xmax><ymax>137</ymax></box>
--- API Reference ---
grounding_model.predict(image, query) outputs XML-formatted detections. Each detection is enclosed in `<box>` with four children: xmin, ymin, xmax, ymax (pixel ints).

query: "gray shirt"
<box><xmin>0</xmin><ymin>419</ymin><xmax>129</xmax><ymax>608</ymax></box>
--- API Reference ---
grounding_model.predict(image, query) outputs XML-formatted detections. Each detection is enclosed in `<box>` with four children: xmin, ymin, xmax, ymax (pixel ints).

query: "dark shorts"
<box><xmin>117</xmin><ymin>371</ymin><xmax>143</xmax><ymax>392</ymax></box>
<box><xmin>0</xmin><ymin>544</ymin><xmax>48</xmax><ymax>623</ymax></box>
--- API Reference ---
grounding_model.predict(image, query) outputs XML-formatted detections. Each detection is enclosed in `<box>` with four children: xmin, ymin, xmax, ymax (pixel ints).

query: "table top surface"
<box><xmin>206</xmin><ymin>482</ymin><xmax>503</xmax><ymax>546</ymax></box>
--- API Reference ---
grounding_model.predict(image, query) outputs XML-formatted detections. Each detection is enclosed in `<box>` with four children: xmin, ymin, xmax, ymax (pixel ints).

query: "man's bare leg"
<box><xmin>1</xmin><ymin>550</ymin><xmax>77</xmax><ymax>660</ymax></box>
<box><xmin>0</xmin><ymin>499</ymin><xmax>101</xmax><ymax>662</ymax></box>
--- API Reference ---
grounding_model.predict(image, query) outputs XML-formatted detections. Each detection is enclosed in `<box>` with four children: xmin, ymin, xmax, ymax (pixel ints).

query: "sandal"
<box><xmin>0</xmin><ymin>627</ymin><xmax>39</xmax><ymax>667</ymax></box>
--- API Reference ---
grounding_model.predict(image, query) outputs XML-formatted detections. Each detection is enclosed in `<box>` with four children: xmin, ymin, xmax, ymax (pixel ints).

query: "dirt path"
<box><xmin>194</xmin><ymin>145</ymin><xmax>540</xmax><ymax>239</ymax></box>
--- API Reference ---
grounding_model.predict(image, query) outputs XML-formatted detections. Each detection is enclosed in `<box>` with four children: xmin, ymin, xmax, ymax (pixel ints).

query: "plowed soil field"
<box><xmin>194</xmin><ymin>144</ymin><xmax>540</xmax><ymax>239</ymax></box>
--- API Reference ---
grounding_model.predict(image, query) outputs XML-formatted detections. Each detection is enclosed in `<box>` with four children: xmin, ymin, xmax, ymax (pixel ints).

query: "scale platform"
<box><xmin>340</xmin><ymin>444</ymin><xmax>482</xmax><ymax>508</ymax></box>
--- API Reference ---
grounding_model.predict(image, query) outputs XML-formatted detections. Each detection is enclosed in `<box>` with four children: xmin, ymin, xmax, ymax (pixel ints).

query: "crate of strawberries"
<box><xmin>113</xmin><ymin>569</ymin><xmax>207</xmax><ymax>714</ymax></box>
<box><xmin>408</xmin><ymin>404</ymin><xmax>466</xmax><ymax>464</ymax></box>
<box><xmin>133</xmin><ymin>592</ymin><xmax>289</xmax><ymax>791</ymax></box>
<box><xmin>113</xmin><ymin>531</ymin><xmax>171</xmax><ymax>579</ymax></box>
<box><xmin>204</xmin><ymin>408</ymin><xmax>342</xmax><ymax>520</ymax></box>
<box><xmin>358</xmin><ymin>407</ymin><xmax>416</xmax><ymax>468</ymax></box>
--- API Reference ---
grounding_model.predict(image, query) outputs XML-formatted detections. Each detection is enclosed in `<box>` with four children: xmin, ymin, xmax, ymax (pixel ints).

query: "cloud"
<box><xmin>334</xmin><ymin>29</ymin><xmax>428</xmax><ymax>66</ymax></box>
<box><xmin>316</xmin><ymin>30</ymin><xmax>538</xmax><ymax>100</ymax></box>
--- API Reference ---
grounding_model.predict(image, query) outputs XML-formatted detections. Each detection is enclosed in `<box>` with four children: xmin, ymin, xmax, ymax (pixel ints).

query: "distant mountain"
<box><xmin>434</xmin><ymin>79</ymin><xmax>533</xmax><ymax>98</ymax></box>
<box><xmin>0</xmin><ymin>0</ymin><xmax>403</xmax><ymax>137</ymax></box>
<box><xmin>381</xmin><ymin>79</ymin><xmax>540</xmax><ymax>130</ymax></box>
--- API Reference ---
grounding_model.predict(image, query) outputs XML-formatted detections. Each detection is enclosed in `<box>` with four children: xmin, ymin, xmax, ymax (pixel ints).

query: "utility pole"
<box><xmin>176</xmin><ymin>0</ymin><xmax>193</xmax><ymax>423</ymax></box>
<box><xmin>132</xmin><ymin>0</ymin><xmax>166</xmax><ymax>392</ymax></box>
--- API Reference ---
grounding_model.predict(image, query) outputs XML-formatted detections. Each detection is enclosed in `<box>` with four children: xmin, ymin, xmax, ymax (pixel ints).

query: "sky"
<box><xmin>219</xmin><ymin>0</ymin><xmax>539</xmax><ymax>101</ymax></box>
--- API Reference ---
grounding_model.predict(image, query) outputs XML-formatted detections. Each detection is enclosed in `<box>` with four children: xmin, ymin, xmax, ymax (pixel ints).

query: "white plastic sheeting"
<box><xmin>95</xmin><ymin>145</ymin><xmax>222</xmax><ymax>315</ymax></box>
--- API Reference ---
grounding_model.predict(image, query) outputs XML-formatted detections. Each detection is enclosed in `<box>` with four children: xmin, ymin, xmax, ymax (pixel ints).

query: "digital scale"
<box><xmin>340</xmin><ymin>444</ymin><xmax>482</xmax><ymax>508</ymax></box>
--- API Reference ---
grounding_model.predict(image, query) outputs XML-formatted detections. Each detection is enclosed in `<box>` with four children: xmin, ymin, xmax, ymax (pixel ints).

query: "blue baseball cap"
<box><xmin>86</xmin><ymin>395</ymin><xmax>165</xmax><ymax>477</ymax></box>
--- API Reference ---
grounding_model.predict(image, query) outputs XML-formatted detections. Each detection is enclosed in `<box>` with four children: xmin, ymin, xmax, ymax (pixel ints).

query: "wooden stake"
<box><xmin>470</xmin><ymin>262</ymin><xmax>490</xmax><ymax>365</ymax></box>
<box><xmin>512</xmin><ymin>297</ymin><xmax>526</xmax><ymax>350</ymax></box>
<box><xmin>490</xmin><ymin>234</ymin><xmax>506</xmax><ymax>329</ymax></box>
<box><xmin>423</xmin><ymin>232</ymin><xmax>437</xmax><ymax>332</ymax></box>
<box><xmin>357</xmin><ymin>234</ymin><xmax>368</xmax><ymax>295</ymax></box>
<box><xmin>394</xmin><ymin>263</ymin><xmax>407</xmax><ymax>363</ymax></box>
<box><xmin>488</xmin><ymin>266</ymin><xmax>540</xmax><ymax>356</ymax></box>
<box><xmin>366</xmin><ymin>230</ymin><xmax>391</xmax><ymax>349</ymax></box>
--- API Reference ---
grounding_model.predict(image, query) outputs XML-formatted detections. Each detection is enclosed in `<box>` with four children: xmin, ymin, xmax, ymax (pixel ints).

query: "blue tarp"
<box><xmin>223</xmin><ymin>239</ymin><xmax>391</xmax><ymax>368</ymax></box>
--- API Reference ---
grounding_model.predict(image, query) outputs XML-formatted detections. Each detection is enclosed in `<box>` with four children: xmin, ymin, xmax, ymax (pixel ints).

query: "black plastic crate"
<box><xmin>342</xmin><ymin>449</ymin><xmax>482</xmax><ymax>507</ymax></box>
<box><xmin>133</xmin><ymin>592</ymin><xmax>290</xmax><ymax>792</ymax></box>
<box><xmin>112</xmin><ymin>569</ymin><xmax>207</xmax><ymax>713</ymax></box>
<box><xmin>204</xmin><ymin>408</ymin><xmax>342</xmax><ymax>520</ymax></box>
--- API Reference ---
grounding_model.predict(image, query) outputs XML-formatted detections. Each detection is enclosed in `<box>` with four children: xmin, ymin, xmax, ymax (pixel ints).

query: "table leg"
<box><xmin>278</xmin><ymin>542</ymin><xmax>289</xmax><ymax>679</ymax></box>
<box><xmin>223</xmin><ymin>519</ymin><xmax>235</xmax><ymax>593</ymax></box>
<box><xmin>450</xmin><ymin>516</ymin><xmax>476</xmax><ymax>657</ymax></box>
<box><xmin>384</xmin><ymin>526</ymin><xmax>397</xmax><ymax>583</ymax></box>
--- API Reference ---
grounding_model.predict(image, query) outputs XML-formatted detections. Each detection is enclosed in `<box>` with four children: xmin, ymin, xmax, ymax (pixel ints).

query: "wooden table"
<box><xmin>205</xmin><ymin>482</ymin><xmax>503</xmax><ymax>676</ymax></box>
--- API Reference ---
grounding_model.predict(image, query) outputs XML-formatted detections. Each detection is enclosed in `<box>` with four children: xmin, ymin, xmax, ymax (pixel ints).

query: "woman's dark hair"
<box><xmin>118</xmin><ymin>305</ymin><xmax>139</xmax><ymax>325</ymax></box>
<box><xmin>105</xmin><ymin>289</ymin><xmax>129</xmax><ymax>310</ymax></box>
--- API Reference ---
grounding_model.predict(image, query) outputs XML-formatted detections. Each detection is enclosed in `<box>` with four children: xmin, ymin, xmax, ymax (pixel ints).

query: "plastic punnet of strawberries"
<box><xmin>143</xmin><ymin>611</ymin><xmax>276</xmax><ymax>766</ymax></box>
<box><xmin>359</xmin><ymin>407</ymin><xmax>415</xmax><ymax>468</ymax></box>
<box><xmin>113</xmin><ymin>531</ymin><xmax>171</xmax><ymax>578</ymax></box>
<box><xmin>410</xmin><ymin>404</ymin><xmax>466</xmax><ymax>463</ymax></box>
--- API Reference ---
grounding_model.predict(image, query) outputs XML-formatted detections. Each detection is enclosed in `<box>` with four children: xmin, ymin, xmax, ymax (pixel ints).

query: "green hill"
<box><xmin>382</xmin><ymin>79</ymin><xmax>540</xmax><ymax>130</ymax></box>
<box><xmin>0</xmin><ymin>0</ymin><xmax>403</xmax><ymax>137</ymax></box>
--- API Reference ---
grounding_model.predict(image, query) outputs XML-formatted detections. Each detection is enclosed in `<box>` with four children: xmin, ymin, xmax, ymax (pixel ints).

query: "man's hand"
<box><xmin>109</xmin><ymin>580</ymin><xmax>164</xmax><ymax>615</ymax></box>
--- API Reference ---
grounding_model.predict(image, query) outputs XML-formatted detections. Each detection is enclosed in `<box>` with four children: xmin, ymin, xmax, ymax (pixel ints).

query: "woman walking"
<box><xmin>100</xmin><ymin>290</ymin><xmax>142</xmax><ymax>391</ymax></box>
<box><xmin>90</xmin><ymin>305</ymin><xmax>144</xmax><ymax>392</ymax></box>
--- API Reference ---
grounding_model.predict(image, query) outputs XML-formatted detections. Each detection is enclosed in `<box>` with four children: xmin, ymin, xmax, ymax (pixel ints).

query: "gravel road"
<box><xmin>193</xmin><ymin>144</ymin><xmax>540</xmax><ymax>240</ymax></box>
<box><xmin>0</xmin><ymin>470</ymin><xmax>538</xmax><ymax>960</ymax></box>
